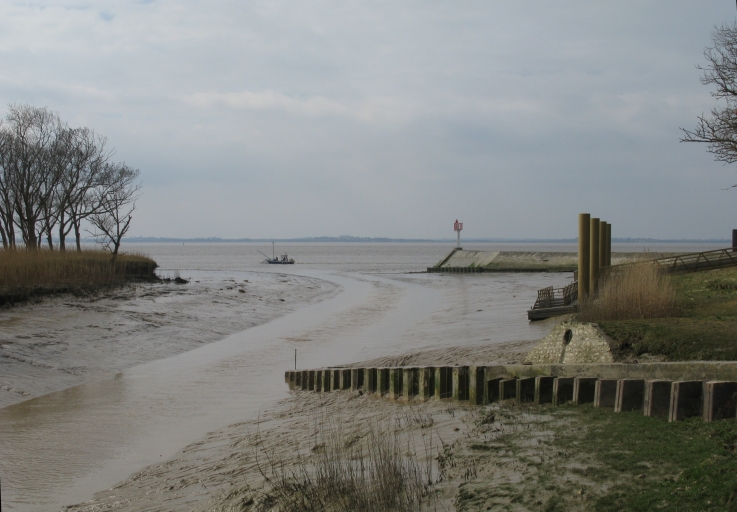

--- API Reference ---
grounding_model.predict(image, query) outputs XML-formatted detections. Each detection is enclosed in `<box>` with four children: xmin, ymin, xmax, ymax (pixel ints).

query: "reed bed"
<box><xmin>578</xmin><ymin>262</ymin><xmax>679</xmax><ymax>321</ymax></box>
<box><xmin>0</xmin><ymin>248</ymin><xmax>157</xmax><ymax>303</ymax></box>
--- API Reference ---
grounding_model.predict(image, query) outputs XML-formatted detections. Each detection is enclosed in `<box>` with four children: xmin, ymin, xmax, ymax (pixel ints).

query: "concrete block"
<box><xmin>418</xmin><ymin>368</ymin><xmax>433</xmax><ymax>401</ymax></box>
<box><xmin>295</xmin><ymin>371</ymin><xmax>302</xmax><ymax>387</ymax></box>
<box><xmin>435</xmin><ymin>367</ymin><xmax>453</xmax><ymax>400</ymax></box>
<box><xmin>403</xmin><ymin>368</ymin><xmax>418</xmax><ymax>401</ymax></box>
<box><xmin>377</xmin><ymin>368</ymin><xmax>390</xmax><ymax>397</ymax></box>
<box><xmin>364</xmin><ymin>368</ymin><xmax>376</xmax><ymax>394</ymax></box>
<box><xmin>703</xmin><ymin>381</ymin><xmax>737</xmax><ymax>422</ymax></box>
<box><xmin>643</xmin><ymin>380</ymin><xmax>672</xmax><ymax>418</ymax></box>
<box><xmin>517</xmin><ymin>378</ymin><xmax>536</xmax><ymax>403</ymax></box>
<box><xmin>332</xmin><ymin>370</ymin><xmax>341</xmax><ymax>391</ymax></box>
<box><xmin>535</xmin><ymin>376</ymin><xmax>554</xmax><ymax>404</ymax></box>
<box><xmin>594</xmin><ymin>379</ymin><xmax>617</xmax><ymax>408</ymax></box>
<box><xmin>307</xmin><ymin>370</ymin><xmax>315</xmax><ymax>391</ymax></box>
<box><xmin>453</xmin><ymin>366</ymin><xmax>470</xmax><ymax>401</ymax></box>
<box><xmin>469</xmin><ymin>366</ymin><xmax>484</xmax><ymax>405</ymax></box>
<box><xmin>323</xmin><ymin>370</ymin><xmax>331</xmax><ymax>392</ymax></box>
<box><xmin>486</xmin><ymin>377</ymin><xmax>502</xmax><ymax>403</ymax></box>
<box><xmin>574</xmin><ymin>378</ymin><xmax>597</xmax><ymax>405</ymax></box>
<box><xmin>500</xmin><ymin>379</ymin><xmax>517</xmax><ymax>401</ymax></box>
<box><xmin>615</xmin><ymin>379</ymin><xmax>644</xmax><ymax>413</ymax></box>
<box><xmin>350</xmin><ymin>369</ymin><xmax>361</xmax><ymax>391</ymax></box>
<box><xmin>300</xmin><ymin>371</ymin><xmax>308</xmax><ymax>391</ymax></box>
<box><xmin>315</xmin><ymin>370</ymin><xmax>323</xmax><ymax>392</ymax></box>
<box><xmin>553</xmin><ymin>377</ymin><xmax>574</xmax><ymax>406</ymax></box>
<box><xmin>669</xmin><ymin>381</ymin><xmax>703</xmax><ymax>422</ymax></box>
<box><xmin>388</xmin><ymin>368</ymin><xmax>403</xmax><ymax>400</ymax></box>
<box><xmin>340</xmin><ymin>369</ymin><xmax>351</xmax><ymax>390</ymax></box>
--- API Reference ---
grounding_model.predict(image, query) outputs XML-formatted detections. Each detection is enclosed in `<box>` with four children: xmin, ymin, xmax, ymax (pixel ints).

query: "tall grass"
<box><xmin>223</xmin><ymin>412</ymin><xmax>437</xmax><ymax>512</ymax></box>
<box><xmin>578</xmin><ymin>262</ymin><xmax>678</xmax><ymax>321</ymax></box>
<box><xmin>0</xmin><ymin>248</ymin><xmax>157</xmax><ymax>303</ymax></box>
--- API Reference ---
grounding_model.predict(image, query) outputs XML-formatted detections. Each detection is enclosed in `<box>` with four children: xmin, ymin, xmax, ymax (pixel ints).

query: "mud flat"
<box><xmin>65</xmin><ymin>338</ymin><xmax>536</xmax><ymax>512</ymax></box>
<box><xmin>0</xmin><ymin>271</ymin><xmax>339</xmax><ymax>408</ymax></box>
<box><xmin>0</xmin><ymin>269</ymin><xmax>559</xmax><ymax>511</ymax></box>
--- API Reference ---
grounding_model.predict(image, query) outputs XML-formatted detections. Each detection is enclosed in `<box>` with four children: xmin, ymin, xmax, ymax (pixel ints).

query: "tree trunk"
<box><xmin>74</xmin><ymin>220</ymin><xmax>82</xmax><ymax>251</ymax></box>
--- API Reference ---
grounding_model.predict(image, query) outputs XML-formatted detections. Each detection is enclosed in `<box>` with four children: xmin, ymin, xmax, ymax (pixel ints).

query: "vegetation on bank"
<box><xmin>0</xmin><ymin>248</ymin><xmax>157</xmax><ymax>305</ymax></box>
<box><xmin>450</xmin><ymin>403</ymin><xmax>737</xmax><ymax>512</ymax></box>
<box><xmin>578</xmin><ymin>264</ymin><xmax>737</xmax><ymax>361</ymax></box>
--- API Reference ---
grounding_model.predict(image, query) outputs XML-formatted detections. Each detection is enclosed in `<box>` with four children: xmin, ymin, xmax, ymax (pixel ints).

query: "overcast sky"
<box><xmin>2</xmin><ymin>1</ymin><xmax>736</xmax><ymax>239</ymax></box>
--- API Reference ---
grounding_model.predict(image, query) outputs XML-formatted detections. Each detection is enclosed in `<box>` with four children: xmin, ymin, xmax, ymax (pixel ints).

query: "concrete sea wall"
<box><xmin>286</xmin><ymin>362</ymin><xmax>737</xmax><ymax>423</ymax></box>
<box><xmin>428</xmin><ymin>248</ymin><xmax>662</xmax><ymax>273</ymax></box>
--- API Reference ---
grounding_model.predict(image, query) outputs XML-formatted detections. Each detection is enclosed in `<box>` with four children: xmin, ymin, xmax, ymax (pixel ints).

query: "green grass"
<box><xmin>568</xmin><ymin>407</ymin><xmax>737</xmax><ymax>511</ymax></box>
<box><xmin>597</xmin><ymin>267</ymin><xmax>737</xmax><ymax>361</ymax></box>
<box><xmin>453</xmin><ymin>404</ymin><xmax>737</xmax><ymax>511</ymax></box>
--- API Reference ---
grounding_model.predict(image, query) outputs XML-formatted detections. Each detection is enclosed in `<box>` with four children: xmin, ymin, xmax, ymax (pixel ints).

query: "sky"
<box><xmin>1</xmin><ymin>1</ymin><xmax>736</xmax><ymax>240</ymax></box>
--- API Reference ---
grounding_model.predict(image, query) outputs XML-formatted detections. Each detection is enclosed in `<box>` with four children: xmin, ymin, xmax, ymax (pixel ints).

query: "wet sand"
<box><xmin>0</xmin><ymin>269</ymin><xmax>562</xmax><ymax>511</ymax></box>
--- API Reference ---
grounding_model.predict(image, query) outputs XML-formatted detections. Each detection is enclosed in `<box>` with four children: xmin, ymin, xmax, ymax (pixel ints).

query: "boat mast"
<box><xmin>272</xmin><ymin>241</ymin><xmax>275</xmax><ymax>260</ymax></box>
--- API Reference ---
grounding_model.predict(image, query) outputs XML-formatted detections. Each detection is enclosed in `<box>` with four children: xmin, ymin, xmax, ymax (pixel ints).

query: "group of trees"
<box><xmin>0</xmin><ymin>104</ymin><xmax>140</xmax><ymax>256</ymax></box>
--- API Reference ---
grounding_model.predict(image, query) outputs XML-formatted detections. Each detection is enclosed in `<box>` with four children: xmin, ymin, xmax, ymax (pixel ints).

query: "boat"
<box><xmin>259</xmin><ymin>243</ymin><xmax>295</xmax><ymax>264</ymax></box>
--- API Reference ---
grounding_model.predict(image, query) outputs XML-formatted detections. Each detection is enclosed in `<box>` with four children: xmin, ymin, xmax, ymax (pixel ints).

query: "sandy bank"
<box><xmin>0</xmin><ymin>271</ymin><xmax>338</xmax><ymax>408</ymax></box>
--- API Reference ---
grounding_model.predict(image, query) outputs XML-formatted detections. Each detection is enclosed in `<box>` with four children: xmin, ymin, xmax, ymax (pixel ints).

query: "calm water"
<box><xmin>121</xmin><ymin>241</ymin><xmax>728</xmax><ymax>274</ymax></box>
<box><xmin>0</xmin><ymin>241</ymin><xmax>726</xmax><ymax>510</ymax></box>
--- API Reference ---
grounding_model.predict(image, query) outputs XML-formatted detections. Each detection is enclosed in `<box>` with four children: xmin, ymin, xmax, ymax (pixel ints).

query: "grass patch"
<box><xmin>452</xmin><ymin>403</ymin><xmax>737</xmax><ymax>511</ymax></box>
<box><xmin>567</xmin><ymin>407</ymin><xmax>737</xmax><ymax>511</ymax></box>
<box><xmin>586</xmin><ymin>266</ymin><xmax>737</xmax><ymax>361</ymax></box>
<box><xmin>0</xmin><ymin>248</ymin><xmax>157</xmax><ymax>305</ymax></box>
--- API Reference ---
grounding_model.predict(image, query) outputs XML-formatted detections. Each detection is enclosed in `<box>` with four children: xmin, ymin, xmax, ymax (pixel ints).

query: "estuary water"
<box><xmin>0</xmin><ymin>242</ymin><xmax>725</xmax><ymax>510</ymax></box>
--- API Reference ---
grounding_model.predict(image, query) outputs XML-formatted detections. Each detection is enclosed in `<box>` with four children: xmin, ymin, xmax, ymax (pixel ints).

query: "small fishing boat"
<box><xmin>259</xmin><ymin>242</ymin><xmax>295</xmax><ymax>264</ymax></box>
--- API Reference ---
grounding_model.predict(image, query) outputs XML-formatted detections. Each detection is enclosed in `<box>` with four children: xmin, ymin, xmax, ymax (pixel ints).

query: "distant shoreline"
<box><xmin>120</xmin><ymin>236</ymin><xmax>732</xmax><ymax>244</ymax></box>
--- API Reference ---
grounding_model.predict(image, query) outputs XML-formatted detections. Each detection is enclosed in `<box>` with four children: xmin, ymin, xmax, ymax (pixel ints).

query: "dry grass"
<box><xmin>215</xmin><ymin>411</ymin><xmax>438</xmax><ymax>512</ymax></box>
<box><xmin>0</xmin><ymin>248</ymin><xmax>157</xmax><ymax>304</ymax></box>
<box><xmin>578</xmin><ymin>262</ymin><xmax>678</xmax><ymax>321</ymax></box>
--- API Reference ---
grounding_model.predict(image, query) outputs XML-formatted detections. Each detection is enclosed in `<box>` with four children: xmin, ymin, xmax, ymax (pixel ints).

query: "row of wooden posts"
<box><xmin>285</xmin><ymin>366</ymin><xmax>737</xmax><ymax>423</ymax></box>
<box><xmin>578</xmin><ymin>213</ymin><xmax>612</xmax><ymax>299</ymax></box>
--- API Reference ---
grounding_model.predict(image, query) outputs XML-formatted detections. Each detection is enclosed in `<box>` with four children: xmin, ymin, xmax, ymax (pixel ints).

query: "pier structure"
<box><xmin>286</xmin><ymin>361</ymin><xmax>737</xmax><ymax>424</ymax></box>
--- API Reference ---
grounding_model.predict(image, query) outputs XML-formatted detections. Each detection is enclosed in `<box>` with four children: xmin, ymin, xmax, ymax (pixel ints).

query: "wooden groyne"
<box><xmin>286</xmin><ymin>363</ymin><xmax>737</xmax><ymax>422</ymax></box>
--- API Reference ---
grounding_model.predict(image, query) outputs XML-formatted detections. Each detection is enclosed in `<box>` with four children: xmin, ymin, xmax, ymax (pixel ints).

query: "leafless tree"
<box><xmin>682</xmin><ymin>22</ymin><xmax>737</xmax><ymax>179</ymax></box>
<box><xmin>57</xmin><ymin>128</ymin><xmax>111</xmax><ymax>251</ymax></box>
<box><xmin>0</xmin><ymin>104</ymin><xmax>140</xmax><ymax>251</ymax></box>
<box><xmin>0</xmin><ymin>105</ymin><xmax>64</xmax><ymax>248</ymax></box>
<box><xmin>87</xmin><ymin>163</ymin><xmax>141</xmax><ymax>261</ymax></box>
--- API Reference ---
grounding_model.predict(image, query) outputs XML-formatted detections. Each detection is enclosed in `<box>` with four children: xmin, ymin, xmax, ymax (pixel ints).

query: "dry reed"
<box><xmin>577</xmin><ymin>262</ymin><xmax>678</xmax><ymax>321</ymax></box>
<box><xmin>0</xmin><ymin>248</ymin><xmax>156</xmax><ymax>303</ymax></box>
<box><xmin>230</xmin><ymin>411</ymin><xmax>437</xmax><ymax>512</ymax></box>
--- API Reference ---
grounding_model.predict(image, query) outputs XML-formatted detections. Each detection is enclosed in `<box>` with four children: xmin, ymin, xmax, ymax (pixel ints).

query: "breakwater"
<box><xmin>427</xmin><ymin>248</ymin><xmax>656</xmax><ymax>273</ymax></box>
<box><xmin>286</xmin><ymin>362</ymin><xmax>737</xmax><ymax>422</ymax></box>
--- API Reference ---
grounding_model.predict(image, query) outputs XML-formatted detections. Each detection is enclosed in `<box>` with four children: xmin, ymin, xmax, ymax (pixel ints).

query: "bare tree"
<box><xmin>87</xmin><ymin>163</ymin><xmax>140</xmax><ymax>260</ymax></box>
<box><xmin>57</xmin><ymin>128</ymin><xmax>111</xmax><ymax>251</ymax></box>
<box><xmin>682</xmin><ymin>22</ymin><xmax>737</xmax><ymax>178</ymax></box>
<box><xmin>0</xmin><ymin>105</ymin><xmax>64</xmax><ymax>248</ymax></box>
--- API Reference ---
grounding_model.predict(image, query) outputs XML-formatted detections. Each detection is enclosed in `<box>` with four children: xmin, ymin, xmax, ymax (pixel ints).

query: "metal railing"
<box><xmin>653</xmin><ymin>247</ymin><xmax>737</xmax><ymax>273</ymax></box>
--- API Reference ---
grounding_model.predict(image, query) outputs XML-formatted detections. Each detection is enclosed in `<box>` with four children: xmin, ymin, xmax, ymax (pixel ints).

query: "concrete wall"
<box><xmin>429</xmin><ymin>249</ymin><xmax>665</xmax><ymax>273</ymax></box>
